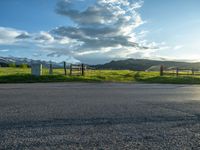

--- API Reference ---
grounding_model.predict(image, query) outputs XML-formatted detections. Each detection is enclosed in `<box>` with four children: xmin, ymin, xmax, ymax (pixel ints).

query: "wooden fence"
<box><xmin>70</xmin><ymin>64</ymin><xmax>85</xmax><ymax>76</ymax></box>
<box><xmin>46</xmin><ymin>62</ymin><xmax>86</xmax><ymax>76</ymax></box>
<box><xmin>160</xmin><ymin>65</ymin><xmax>200</xmax><ymax>76</ymax></box>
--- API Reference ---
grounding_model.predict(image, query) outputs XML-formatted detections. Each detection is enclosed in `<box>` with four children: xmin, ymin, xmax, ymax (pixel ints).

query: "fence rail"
<box><xmin>70</xmin><ymin>64</ymin><xmax>85</xmax><ymax>76</ymax></box>
<box><xmin>28</xmin><ymin>62</ymin><xmax>88</xmax><ymax>76</ymax></box>
<box><xmin>160</xmin><ymin>65</ymin><xmax>200</xmax><ymax>76</ymax></box>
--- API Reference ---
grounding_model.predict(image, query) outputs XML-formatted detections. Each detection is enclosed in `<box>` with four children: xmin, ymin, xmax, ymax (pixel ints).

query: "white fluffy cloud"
<box><xmin>0</xmin><ymin>27</ymin><xmax>25</xmax><ymax>45</ymax></box>
<box><xmin>0</xmin><ymin>49</ymin><xmax>9</xmax><ymax>52</ymax></box>
<box><xmin>35</xmin><ymin>31</ymin><xmax>54</xmax><ymax>43</ymax></box>
<box><xmin>0</xmin><ymin>0</ymin><xmax>163</xmax><ymax>64</ymax></box>
<box><xmin>51</xmin><ymin>0</ymin><xmax>151</xmax><ymax>63</ymax></box>
<box><xmin>173</xmin><ymin>45</ymin><xmax>184</xmax><ymax>50</ymax></box>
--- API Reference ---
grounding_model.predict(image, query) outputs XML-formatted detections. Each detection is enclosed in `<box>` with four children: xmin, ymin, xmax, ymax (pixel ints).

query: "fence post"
<box><xmin>64</xmin><ymin>61</ymin><xmax>67</xmax><ymax>76</ymax></box>
<box><xmin>192</xmin><ymin>68</ymin><xmax>195</xmax><ymax>76</ymax></box>
<box><xmin>70</xmin><ymin>64</ymin><xmax>72</xmax><ymax>76</ymax></box>
<box><xmin>49</xmin><ymin>63</ymin><xmax>53</xmax><ymax>75</ymax></box>
<box><xmin>160</xmin><ymin>65</ymin><xmax>164</xmax><ymax>76</ymax></box>
<box><xmin>81</xmin><ymin>64</ymin><xmax>85</xmax><ymax>76</ymax></box>
<box><xmin>176</xmin><ymin>68</ymin><xmax>179</xmax><ymax>76</ymax></box>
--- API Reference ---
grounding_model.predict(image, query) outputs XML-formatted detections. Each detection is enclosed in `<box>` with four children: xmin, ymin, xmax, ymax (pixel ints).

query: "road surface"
<box><xmin>1</xmin><ymin>83</ymin><xmax>200</xmax><ymax>149</ymax></box>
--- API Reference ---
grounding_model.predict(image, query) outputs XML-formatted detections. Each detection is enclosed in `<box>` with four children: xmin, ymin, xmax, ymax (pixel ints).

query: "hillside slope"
<box><xmin>94</xmin><ymin>59</ymin><xmax>200</xmax><ymax>71</ymax></box>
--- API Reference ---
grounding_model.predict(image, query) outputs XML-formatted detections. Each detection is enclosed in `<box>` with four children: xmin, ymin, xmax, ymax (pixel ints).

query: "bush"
<box><xmin>19</xmin><ymin>63</ymin><xmax>28</xmax><ymax>68</ymax></box>
<box><xmin>8</xmin><ymin>63</ymin><xmax>16</xmax><ymax>68</ymax></box>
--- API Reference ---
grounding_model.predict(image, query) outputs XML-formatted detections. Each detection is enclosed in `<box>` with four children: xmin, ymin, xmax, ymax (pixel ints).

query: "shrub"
<box><xmin>8</xmin><ymin>63</ymin><xmax>16</xmax><ymax>68</ymax></box>
<box><xmin>19</xmin><ymin>63</ymin><xmax>28</xmax><ymax>68</ymax></box>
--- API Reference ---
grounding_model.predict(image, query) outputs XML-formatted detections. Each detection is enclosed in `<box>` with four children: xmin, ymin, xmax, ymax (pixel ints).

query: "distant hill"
<box><xmin>93</xmin><ymin>59</ymin><xmax>200</xmax><ymax>71</ymax></box>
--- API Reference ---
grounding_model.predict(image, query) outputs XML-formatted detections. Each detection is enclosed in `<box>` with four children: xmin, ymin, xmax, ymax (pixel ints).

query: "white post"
<box><xmin>31</xmin><ymin>64</ymin><xmax>42</xmax><ymax>76</ymax></box>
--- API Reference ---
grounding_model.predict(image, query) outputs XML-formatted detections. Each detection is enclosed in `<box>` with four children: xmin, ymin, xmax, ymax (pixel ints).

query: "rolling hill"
<box><xmin>94</xmin><ymin>59</ymin><xmax>200</xmax><ymax>71</ymax></box>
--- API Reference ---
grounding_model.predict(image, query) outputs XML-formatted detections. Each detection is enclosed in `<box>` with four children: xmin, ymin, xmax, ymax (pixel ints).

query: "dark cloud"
<box><xmin>15</xmin><ymin>33</ymin><xmax>30</xmax><ymax>39</ymax></box>
<box><xmin>47</xmin><ymin>52</ymin><xmax>62</xmax><ymax>57</ymax></box>
<box><xmin>56</xmin><ymin>0</ymin><xmax>117</xmax><ymax>26</ymax></box>
<box><xmin>51</xmin><ymin>26</ymin><xmax>135</xmax><ymax>49</ymax></box>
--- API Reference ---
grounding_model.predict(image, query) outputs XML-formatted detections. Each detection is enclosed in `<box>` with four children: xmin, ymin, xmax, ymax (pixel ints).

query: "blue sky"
<box><xmin>0</xmin><ymin>0</ymin><xmax>200</xmax><ymax>64</ymax></box>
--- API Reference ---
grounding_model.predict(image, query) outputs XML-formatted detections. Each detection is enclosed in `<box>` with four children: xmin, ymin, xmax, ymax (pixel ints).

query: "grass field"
<box><xmin>0</xmin><ymin>67</ymin><xmax>136</xmax><ymax>83</ymax></box>
<box><xmin>1</xmin><ymin>67</ymin><xmax>200</xmax><ymax>84</ymax></box>
<box><xmin>135</xmin><ymin>71</ymin><xmax>200</xmax><ymax>84</ymax></box>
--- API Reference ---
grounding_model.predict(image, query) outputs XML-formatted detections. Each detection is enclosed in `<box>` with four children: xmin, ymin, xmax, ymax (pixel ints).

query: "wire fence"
<box><xmin>158</xmin><ymin>65</ymin><xmax>200</xmax><ymax>76</ymax></box>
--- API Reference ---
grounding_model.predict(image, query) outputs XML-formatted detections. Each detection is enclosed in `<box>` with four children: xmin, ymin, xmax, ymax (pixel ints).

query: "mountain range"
<box><xmin>93</xmin><ymin>59</ymin><xmax>200</xmax><ymax>71</ymax></box>
<box><xmin>1</xmin><ymin>56</ymin><xmax>200</xmax><ymax>71</ymax></box>
<box><xmin>0</xmin><ymin>56</ymin><xmax>62</xmax><ymax>68</ymax></box>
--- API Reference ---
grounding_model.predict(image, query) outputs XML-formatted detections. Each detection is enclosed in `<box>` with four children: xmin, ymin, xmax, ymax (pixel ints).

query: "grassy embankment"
<box><xmin>135</xmin><ymin>71</ymin><xmax>200</xmax><ymax>84</ymax></box>
<box><xmin>1</xmin><ymin>67</ymin><xmax>200</xmax><ymax>84</ymax></box>
<box><xmin>0</xmin><ymin>67</ymin><xmax>136</xmax><ymax>83</ymax></box>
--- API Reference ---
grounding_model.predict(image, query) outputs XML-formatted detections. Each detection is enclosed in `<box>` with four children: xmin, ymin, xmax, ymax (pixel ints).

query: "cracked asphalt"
<box><xmin>1</xmin><ymin>83</ymin><xmax>200</xmax><ymax>149</ymax></box>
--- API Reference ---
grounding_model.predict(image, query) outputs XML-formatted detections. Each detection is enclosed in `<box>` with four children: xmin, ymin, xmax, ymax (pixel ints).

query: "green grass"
<box><xmin>0</xmin><ymin>67</ymin><xmax>136</xmax><ymax>83</ymax></box>
<box><xmin>1</xmin><ymin>67</ymin><xmax>200</xmax><ymax>84</ymax></box>
<box><xmin>85</xmin><ymin>70</ymin><xmax>136</xmax><ymax>82</ymax></box>
<box><xmin>0</xmin><ymin>67</ymin><xmax>31</xmax><ymax>75</ymax></box>
<box><xmin>135</xmin><ymin>71</ymin><xmax>200</xmax><ymax>84</ymax></box>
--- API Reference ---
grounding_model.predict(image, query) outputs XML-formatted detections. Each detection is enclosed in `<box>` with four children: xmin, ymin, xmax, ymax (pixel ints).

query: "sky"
<box><xmin>0</xmin><ymin>0</ymin><xmax>200</xmax><ymax>64</ymax></box>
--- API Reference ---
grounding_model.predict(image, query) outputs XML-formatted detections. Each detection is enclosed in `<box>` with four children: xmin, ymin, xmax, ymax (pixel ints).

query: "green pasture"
<box><xmin>1</xmin><ymin>67</ymin><xmax>200</xmax><ymax>84</ymax></box>
<box><xmin>0</xmin><ymin>67</ymin><xmax>136</xmax><ymax>83</ymax></box>
<box><xmin>135</xmin><ymin>71</ymin><xmax>200</xmax><ymax>84</ymax></box>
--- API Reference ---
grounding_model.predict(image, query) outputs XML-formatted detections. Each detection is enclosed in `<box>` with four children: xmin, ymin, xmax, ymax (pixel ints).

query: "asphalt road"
<box><xmin>1</xmin><ymin>83</ymin><xmax>200</xmax><ymax>149</ymax></box>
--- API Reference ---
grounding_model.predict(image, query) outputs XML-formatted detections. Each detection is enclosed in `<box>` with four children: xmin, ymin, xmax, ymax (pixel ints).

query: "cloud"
<box><xmin>0</xmin><ymin>0</ymin><xmax>162</xmax><ymax>64</ymax></box>
<box><xmin>15</xmin><ymin>32</ymin><xmax>30</xmax><ymax>39</ymax></box>
<box><xmin>35</xmin><ymin>31</ymin><xmax>54</xmax><ymax>43</ymax></box>
<box><xmin>0</xmin><ymin>27</ymin><xmax>33</xmax><ymax>46</ymax></box>
<box><xmin>50</xmin><ymin>0</ymin><xmax>153</xmax><ymax>63</ymax></box>
<box><xmin>173</xmin><ymin>45</ymin><xmax>184</xmax><ymax>50</ymax></box>
<box><xmin>0</xmin><ymin>27</ymin><xmax>23</xmax><ymax>45</ymax></box>
<box><xmin>0</xmin><ymin>49</ymin><xmax>9</xmax><ymax>52</ymax></box>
